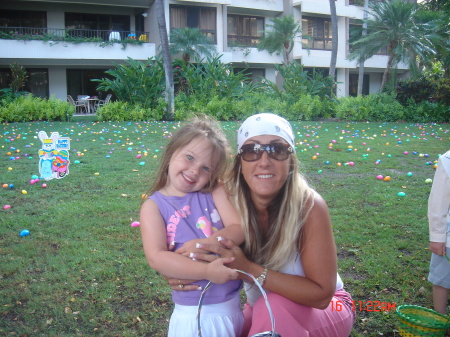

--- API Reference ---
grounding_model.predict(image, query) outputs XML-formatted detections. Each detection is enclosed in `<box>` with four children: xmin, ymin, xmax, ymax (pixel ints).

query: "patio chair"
<box><xmin>95</xmin><ymin>94</ymin><xmax>112</xmax><ymax>110</ymax></box>
<box><xmin>67</xmin><ymin>95</ymin><xmax>88</xmax><ymax>114</ymax></box>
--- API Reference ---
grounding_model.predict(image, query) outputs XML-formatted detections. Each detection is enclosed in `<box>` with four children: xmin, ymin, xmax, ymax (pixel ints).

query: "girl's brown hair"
<box><xmin>145</xmin><ymin>115</ymin><xmax>230</xmax><ymax>198</ymax></box>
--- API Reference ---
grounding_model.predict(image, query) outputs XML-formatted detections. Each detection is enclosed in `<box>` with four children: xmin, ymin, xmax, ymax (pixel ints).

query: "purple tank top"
<box><xmin>149</xmin><ymin>191</ymin><xmax>242</xmax><ymax>305</ymax></box>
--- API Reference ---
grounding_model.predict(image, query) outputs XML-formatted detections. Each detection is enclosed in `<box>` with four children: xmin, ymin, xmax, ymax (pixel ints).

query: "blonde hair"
<box><xmin>225</xmin><ymin>155</ymin><xmax>315</xmax><ymax>271</ymax></box>
<box><xmin>146</xmin><ymin>115</ymin><xmax>230</xmax><ymax>197</ymax></box>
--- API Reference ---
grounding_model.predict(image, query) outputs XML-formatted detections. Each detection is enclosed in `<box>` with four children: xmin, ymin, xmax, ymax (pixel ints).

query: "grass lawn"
<box><xmin>1</xmin><ymin>118</ymin><xmax>449</xmax><ymax>337</ymax></box>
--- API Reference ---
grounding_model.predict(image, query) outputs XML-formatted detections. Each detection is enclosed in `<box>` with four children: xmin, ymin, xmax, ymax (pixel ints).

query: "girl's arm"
<box><xmin>174</xmin><ymin>184</ymin><xmax>244</xmax><ymax>257</ymax></box>
<box><xmin>140</xmin><ymin>198</ymin><xmax>238</xmax><ymax>284</ymax></box>
<box><xmin>196</xmin><ymin>193</ymin><xmax>337</xmax><ymax>309</ymax></box>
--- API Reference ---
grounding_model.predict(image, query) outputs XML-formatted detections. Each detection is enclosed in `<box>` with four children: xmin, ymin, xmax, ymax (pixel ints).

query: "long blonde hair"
<box><xmin>145</xmin><ymin>115</ymin><xmax>230</xmax><ymax>197</ymax></box>
<box><xmin>225</xmin><ymin>155</ymin><xmax>315</xmax><ymax>271</ymax></box>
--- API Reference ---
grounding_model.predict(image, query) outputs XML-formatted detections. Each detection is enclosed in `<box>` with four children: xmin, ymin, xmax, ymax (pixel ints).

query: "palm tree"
<box><xmin>349</xmin><ymin>0</ymin><xmax>436</xmax><ymax>91</ymax></box>
<box><xmin>257</xmin><ymin>15</ymin><xmax>302</xmax><ymax>65</ymax></box>
<box><xmin>169</xmin><ymin>27</ymin><xmax>216</xmax><ymax>64</ymax></box>
<box><xmin>155</xmin><ymin>0</ymin><xmax>174</xmax><ymax>119</ymax></box>
<box><xmin>328</xmin><ymin>0</ymin><xmax>338</xmax><ymax>79</ymax></box>
<box><xmin>357</xmin><ymin>0</ymin><xmax>369</xmax><ymax>96</ymax></box>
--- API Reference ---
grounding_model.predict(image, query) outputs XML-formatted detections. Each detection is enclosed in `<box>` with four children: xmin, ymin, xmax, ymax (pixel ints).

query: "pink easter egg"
<box><xmin>3</xmin><ymin>205</ymin><xmax>11</xmax><ymax>210</ymax></box>
<box><xmin>42</xmin><ymin>183</ymin><xmax>47</xmax><ymax>188</ymax></box>
<box><xmin>136</xmin><ymin>154</ymin><xmax>142</xmax><ymax>159</ymax></box>
<box><xmin>376</xmin><ymin>175</ymin><xmax>384</xmax><ymax>180</ymax></box>
<box><xmin>131</xmin><ymin>221</ymin><xmax>140</xmax><ymax>227</ymax></box>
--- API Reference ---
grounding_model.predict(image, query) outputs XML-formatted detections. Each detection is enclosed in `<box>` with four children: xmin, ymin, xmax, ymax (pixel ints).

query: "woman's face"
<box><xmin>240</xmin><ymin>135</ymin><xmax>291</xmax><ymax>202</ymax></box>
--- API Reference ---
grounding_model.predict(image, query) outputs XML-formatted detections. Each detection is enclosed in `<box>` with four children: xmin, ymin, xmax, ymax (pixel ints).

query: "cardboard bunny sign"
<box><xmin>38</xmin><ymin>131</ymin><xmax>70</xmax><ymax>180</ymax></box>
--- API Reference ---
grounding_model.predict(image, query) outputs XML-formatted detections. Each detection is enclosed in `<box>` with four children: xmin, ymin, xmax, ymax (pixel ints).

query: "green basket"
<box><xmin>396</xmin><ymin>305</ymin><xmax>450</xmax><ymax>337</ymax></box>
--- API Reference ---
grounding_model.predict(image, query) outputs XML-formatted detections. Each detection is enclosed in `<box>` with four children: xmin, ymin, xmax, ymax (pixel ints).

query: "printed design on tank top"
<box><xmin>196</xmin><ymin>209</ymin><xmax>221</xmax><ymax>237</ymax></box>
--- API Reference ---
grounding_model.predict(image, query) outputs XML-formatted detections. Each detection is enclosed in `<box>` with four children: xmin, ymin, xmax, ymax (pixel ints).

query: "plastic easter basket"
<box><xmin>197</xmin><ymin>269</ymin><xmax>281</xmax><ymax>337</ymax></box>
<box><xmin>396</xmin><ymin>305</ymin><xmax>450</xmax><ymax>337</ymax></box>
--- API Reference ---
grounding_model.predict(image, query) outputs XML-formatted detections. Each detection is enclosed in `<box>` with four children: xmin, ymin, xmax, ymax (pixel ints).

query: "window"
<box><xmin>67</xmin><ymin>69</ymin><xmax>111</xmax><ymax>100</ymax></box>
<box><xmin>0</xmin><ymin>68</ymin><xmax>49</xmax><ymax>98</ymax></box>
<box><xmin>302</xmin><ymin>17</ymin><xmax>332</xmax><ymax>50</ymax></box>
<box><xmin>227</xmin><ymin>15</ymin><xmax>264</xmax><ymax>47</ymax></box>
<box><xmin>234</xmin><ymin>68</ymin><xmax>266</xmax><ymax>84</ymax></box>
<box><xmin>0</xmin><ymin>10</ymin><xmax>46</xmax><ymax>28</ymax></box>
<box><xmin>170</xmin><ymin>5</ymin><xmax>216</xmax><ymax>43</ymax></box>
<box><xmin>349</xmin><ymin>74</ymin><xmax>369</xmax><ymax>96</ymax></box>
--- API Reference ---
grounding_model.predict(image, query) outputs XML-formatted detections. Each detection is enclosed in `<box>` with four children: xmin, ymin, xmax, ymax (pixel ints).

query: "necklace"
<box><xmin>163</xmin><ymin>190</ymin><xmax>193</xmax><ymax>219</ymax></box>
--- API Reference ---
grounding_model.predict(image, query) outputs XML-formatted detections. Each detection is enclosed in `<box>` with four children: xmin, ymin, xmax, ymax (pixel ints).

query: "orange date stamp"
<box><xmin>330</xmin><ymin>300</ymin><xmax>396</xmax><ymax>312</ymax></box>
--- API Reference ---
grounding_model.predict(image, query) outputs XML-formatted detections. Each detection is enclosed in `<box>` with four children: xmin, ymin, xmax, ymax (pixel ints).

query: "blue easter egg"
<box><xmin>20</xmin><ymin>229</ymin><xmax>30</xmax><ymax>237</ymax></box>
<box><xmin>397</xmin><ymin>192</ymin><xmax>406</xmax><ymax>197</ymax></box>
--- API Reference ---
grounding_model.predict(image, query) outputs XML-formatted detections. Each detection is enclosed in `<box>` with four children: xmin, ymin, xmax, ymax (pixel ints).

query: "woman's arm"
<box><xmin>140</xmin><ymin>198</ymin><xmax>238</xmax><ymax>284</ymax></box>
<box><xmin>197</xmin><ymin>193</ymin><xmax>337</xmax><ymax>309</ymax></box>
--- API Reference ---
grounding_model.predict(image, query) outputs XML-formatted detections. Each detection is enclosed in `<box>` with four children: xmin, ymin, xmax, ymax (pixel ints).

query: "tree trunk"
<box><xmin>329</xmin><ymin>0</ymin><xmax>338</xmax><ymax>79</ymax></box>
<box><xmin>155</xmin><ymin>0</ymin><xmax>174</xmax><ymax>120</ymax></box>
<box><xmin>380</xmin><ymin>54</ymin><xmax>394</xmax><ymax>92</ymax></box>
<box><xmin>357</xmin><ymin>0</ymin><xmax>369</xmax><ymax>96</ymax></box>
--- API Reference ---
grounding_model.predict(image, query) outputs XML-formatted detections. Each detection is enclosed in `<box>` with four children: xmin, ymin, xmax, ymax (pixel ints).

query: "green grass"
<box><xmin>1</xmin><ymin>119</ymin><xmax>449</xmax><ymax>337</ymax></box>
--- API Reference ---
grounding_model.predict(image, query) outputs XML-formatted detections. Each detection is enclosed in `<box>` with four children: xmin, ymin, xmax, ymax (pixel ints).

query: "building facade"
<box><xmin>0</xmin><ymin>0</ymin><xmax>408</xmax><ymax>101</ymax></box>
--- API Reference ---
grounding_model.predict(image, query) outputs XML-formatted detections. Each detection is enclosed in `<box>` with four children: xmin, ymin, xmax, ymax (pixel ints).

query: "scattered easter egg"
<box><xmin>139</xmin><ymin>162</ymin><xmax>145</xmax><ymax>166</ymax></box>
<box><xmin>383</xmin><ymin>176</ymin><xmax>391</xmax><ymax>182</ymax></box>
<box><xmin>136</xmin><ymin>154</ymin><xmax>142</xmax><ymax>159</ymax></box>
<box><xmin>2</xmin><ymin>184</ymin><xmax>8</xmax><ymax>188</ymax></box>
<box><xmin>425</xmin><ymin>178</ymin><xmax>433</xmax><ymax>184</ymax></box>
<box><xmin>94</xmin><ymin>172</ymin><xmax>100</xmax><ymax>176</ymax></box>
<box><xmin>8</xmin><ymin>184</ymin><xmax>14</xmax><ymax>189</ymax></box>
<box><xmin>376</xmin><ymin>175</ymin><xmax>384</xmax><ymax>180</ymax></box>
<box><xmin>21</xmin><ymin>190</ymin><xmax>27</xmax><ymax>195</ymax></box>
<box><xmin>403</xmin><ymin>151</ymin><xmax>408</xmax><ymax>155</ymax></box>
<box><xmin>407</xmin><ymin>172</ymin><xmax>413</xmax><ymax>177</ymax></box>
<box><xmin>131</xmin><ymin>221</ymin><xmax>140</xmax><ymax>227</ymax></box>
<box><xmin>8</xmin><ymin>167</ymin><xmax>13</xmax><ymax>171</ymax></box>
<box><xmin>397</xmin><ymin>192</ymin><xmax>406</xmax><ymax>197</ymax></box>
<box><xmin>32</xmin><ymin>175</ymin><xmax>39</xmax><ymax>180</ymax></box>
<box><xmin>42</xmin><ymin>183</ymin><xmax>47</xmax><ymax>188</ymax></box>
<box><xmin>3</xmin><ymin>205</ymin><xmax>11</xmax><ymax>210</ymax></box>
<box><xmin>317</xmin><ymin>170</ymin><xmax>323</xmax><ymax>173</ymax></box>
<box><xmin>20</xmin><ymin>229</ymin><xmax>30</xmax><ymax>237</ymax></box>
<box><xmin>74</xmin><ymin>160</ymin><xmax>80</xmax><ymax>164</ymax></box>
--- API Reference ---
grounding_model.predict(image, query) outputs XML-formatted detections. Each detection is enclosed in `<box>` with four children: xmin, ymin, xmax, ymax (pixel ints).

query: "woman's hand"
<box><xmin>165</xmin><ymin>276</ymin><xmax>202</xmax><ymax>291</ymax></box>
<box><xmin>174</xmin><ymin>238</ymin><xmax>211</xmax><ymax>259</ymax></box>
<box><xmin>195</xmin><ymin>237</ymin><xmax>252</xmax><ymax>274</ymax></box>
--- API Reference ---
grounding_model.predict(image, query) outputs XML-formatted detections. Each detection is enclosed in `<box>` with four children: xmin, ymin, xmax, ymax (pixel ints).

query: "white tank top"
<box><xmin>245</xmin><ymin>251</ymin><xmax>344</xmax><ymax>306</ymax></box>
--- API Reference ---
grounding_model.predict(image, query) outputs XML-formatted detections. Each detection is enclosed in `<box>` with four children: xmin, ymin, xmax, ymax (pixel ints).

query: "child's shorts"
<box><xmin>168</xmin><ymin>294</ymin><xmax>244</xmax><ymax>337</ymax></box>
<box><xmin>428</xmin><ymin>247</ymin><xmax>450</xmax><ymax>289</ymax></box>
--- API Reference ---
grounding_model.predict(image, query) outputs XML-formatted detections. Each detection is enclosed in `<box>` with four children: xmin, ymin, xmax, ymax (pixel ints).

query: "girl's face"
<box><xmin>240</xmin><ymin>135</ymin><xmax>291</xmax><ymax>202</ymax></box>
<box><xmin>164</xmin><ymin>137</ymin><xmax>215</xmax><ymax>196</ymax></box>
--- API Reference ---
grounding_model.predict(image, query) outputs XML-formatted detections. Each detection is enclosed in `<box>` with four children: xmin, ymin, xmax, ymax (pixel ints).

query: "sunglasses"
<box><xmin>238</xmin><ymin>143</ymin><xmax>293</xmax><ymax>162</ymax></box>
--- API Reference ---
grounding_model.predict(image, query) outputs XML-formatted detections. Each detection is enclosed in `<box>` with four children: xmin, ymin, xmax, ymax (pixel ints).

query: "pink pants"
<box><xmin>241</xmin><ymin>290</ymin><xmax>355</xmax><ymax>337</ymax></box>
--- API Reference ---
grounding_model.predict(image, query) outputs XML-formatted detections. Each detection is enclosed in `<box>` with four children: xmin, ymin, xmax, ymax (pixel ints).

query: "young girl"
<box><xmin>140</xmin><ymin>116</ymin><xmax>244</xmax><ymax>337</ymax></box>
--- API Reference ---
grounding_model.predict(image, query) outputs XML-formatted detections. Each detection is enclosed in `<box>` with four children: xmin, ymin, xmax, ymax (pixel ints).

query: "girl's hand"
<box><xmin>205</xmin><ymin>257</ymin><xmax>239</xmax><ymax>284</ymax></box>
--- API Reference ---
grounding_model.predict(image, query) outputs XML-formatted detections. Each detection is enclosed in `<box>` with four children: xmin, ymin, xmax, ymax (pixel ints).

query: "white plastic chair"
<box><xmin>67</xmin><ymin>95</ymin><xmax>88</xmax><ymax>114</ymax></box>
<box><xmin>95</xmin><ymin>94</ymin><xmax>112</xmax><ymax>110</ymax></box>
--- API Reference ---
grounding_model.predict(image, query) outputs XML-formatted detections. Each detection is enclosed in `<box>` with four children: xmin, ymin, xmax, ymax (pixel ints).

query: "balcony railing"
<box><xmin>0</xmin><ymin>27</ymin><xmax>150</xmax><ymax>44</ymax></box>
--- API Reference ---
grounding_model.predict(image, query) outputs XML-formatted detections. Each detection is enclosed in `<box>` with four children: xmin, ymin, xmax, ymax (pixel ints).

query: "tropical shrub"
<box><xmin>96</xmin><ymin>101</ymin><xmax>164</xmax><ymax>122</ymax></box>
<box><xmin>93</xmin><ymin>57</ymin><xmax>165</xmax><ymax>109</ymax></box>
<box><xmin>403</xmin><ymin>100</ymin><xmax>450</xmax><ymax>123</ymax></box>
<box><xmin>335</xmin><ymin>93</ymin><xmax>404</xmax><ymax>121</ymax></box>
<box><xmin>0</xmin><ymin>95</ymin><xmax>73</xmax><ymax>122</ymax></box>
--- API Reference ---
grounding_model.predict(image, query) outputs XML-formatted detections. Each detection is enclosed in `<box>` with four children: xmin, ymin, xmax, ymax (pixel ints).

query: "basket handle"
<box><xmin>197</xmin><ymin>269</ymin><xmax>278</xmax><ymax>337</ymax></box>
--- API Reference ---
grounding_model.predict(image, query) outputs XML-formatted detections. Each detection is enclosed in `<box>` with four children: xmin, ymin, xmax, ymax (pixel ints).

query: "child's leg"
<box><xmin>432</xmin><ymin>284</ymin><xmax>449</xmax><ymax>314</ymax></box>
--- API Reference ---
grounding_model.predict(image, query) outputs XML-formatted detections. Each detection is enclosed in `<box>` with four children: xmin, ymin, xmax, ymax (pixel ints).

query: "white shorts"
<box><xmin>168</xmin><ymin>294</ymin><xmax>244</xmax><ymax>337</ymax></box>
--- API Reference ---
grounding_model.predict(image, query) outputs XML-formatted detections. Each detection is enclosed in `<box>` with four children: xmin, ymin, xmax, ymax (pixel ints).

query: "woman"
<box><xmin>172</xmin><ymin>113</ymin><xmax>355</xmax><ymax>336</ymax></box>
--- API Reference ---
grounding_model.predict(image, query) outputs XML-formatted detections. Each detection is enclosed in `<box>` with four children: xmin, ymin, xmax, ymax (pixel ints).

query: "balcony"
<box><xmin>0</xmin><ymin>26</ymin><xmax>150</xmax><ymax>43</ymax></box>
<box><xmin>0</xmin><ymin>27</ymin><xmax>156</xmax><ymax>66</ymax></box>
